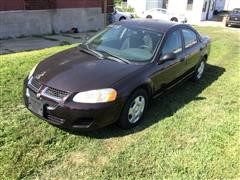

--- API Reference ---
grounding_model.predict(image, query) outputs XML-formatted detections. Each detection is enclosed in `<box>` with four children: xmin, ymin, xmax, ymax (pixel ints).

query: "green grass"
<box><xmin>0</xmin><ymin>27</ymin><xmax>239</xmax><ymax>179</ymax></box>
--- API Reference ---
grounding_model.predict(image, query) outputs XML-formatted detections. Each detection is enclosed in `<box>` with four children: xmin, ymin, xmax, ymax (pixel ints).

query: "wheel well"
<box><xmin>171</xmin><ymin>17</ymin><xmax>178</xmax><ymax>21</ymax></box>
<box><xmin>146</xmin><ymin>15</ymin><xmax>152</xmax><ymax>18</ymax></box>
<box><xmin>203</xmin><ymin>54</ymin><xmax>208</xmax><ymax>62</ymax></box>
<box><xmin>119</xmin><ymin>16</ymin><xmax>126</xmax><ymax>21</ymax></box>
<box><xmin>131</xmin><ymin>84</ymin><xmax>153</xmax><ymax>99</ymax></box>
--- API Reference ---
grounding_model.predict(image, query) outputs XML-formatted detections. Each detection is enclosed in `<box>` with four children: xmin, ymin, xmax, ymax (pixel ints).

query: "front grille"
<box><xmin>230</xmin><ymin>16</ymin><xmax>240</xmax><ymax>21</ymax></box>
<box><xmin>28</xmin><ymin>88</ymin><xmax>59</xmax><ymax>108</ymax></box>
<box><xmin>46</xmin><ymin>114</ymin><xmax>65</xmax><ymax>124</ymax></box>
<box><xmin>29</xmin><ymin>77</ymin><xmax>41</xmax><ymax>92</ymax></box>
<box><xmin>28</xmin><ymin>77</ymin><xmax>70</xmax><ymax>101</ymax></box>
<box><xmin>44</xmin><ymin>87</ymin><xmax>70</xmax><ymax>100</ymax></box>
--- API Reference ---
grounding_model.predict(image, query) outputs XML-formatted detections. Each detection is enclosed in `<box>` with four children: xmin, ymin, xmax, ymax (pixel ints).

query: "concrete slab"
<box><xmin>192</xmin><ymin>21</ymin><xmax>240</xmax><ymax>31</ymax></box>
<box><xmin>44</xmin><ymin>35</ymin><xmax>82</xmax><ymax>44</ymax></box>
<box><xmin>0</xmin><ymin>37</ymin><xmax>60</xmax><ymax>55</ymax></box>
<box><xmin>64</xmin><ymin>32</ymin><xmax>97</xmax><ymax>39</ymax></box>
<box><xmin>0</xmin><ymin>32</ymin><xmax>97</xmax><ymax>55</ymax></box>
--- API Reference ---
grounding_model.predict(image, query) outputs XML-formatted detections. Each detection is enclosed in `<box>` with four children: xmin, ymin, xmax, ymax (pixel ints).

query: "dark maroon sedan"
<box><xmin>23</xmin><ymin>19</ymin><xmax>211</xmax><ymax>131</ymax></box>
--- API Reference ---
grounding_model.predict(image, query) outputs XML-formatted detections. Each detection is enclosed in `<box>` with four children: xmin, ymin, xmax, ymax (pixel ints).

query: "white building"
<box><xmin>215</xmin><ymin>0</ymin><xmax>226</xmax><ymax>12</ymax></box>
<box><xmin>128</xmin><ymin>0</ymin><xmax>216</xmax><ymax>22</ymax></box>
<box><xmin>167</xmin><ymin>0</ymin><xmax>215</xmax><ymax>22</ymax></box>
<box><xmin>127</xmin><ymin>0</ymin><xmax>167</xmax><ymax>17</ymax></box>
<box><xmin>224</xmin><ymin>0</ymin><xmax>240</xmax><ymax>11</ymax></box>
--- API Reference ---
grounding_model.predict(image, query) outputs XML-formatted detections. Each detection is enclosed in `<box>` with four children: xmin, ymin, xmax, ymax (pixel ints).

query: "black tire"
<box><xmin>146</xmin><ymin>15</ymin><xmax>152</xmax><ymax>19</ymax></box>
<box><xmin>119</xmin><ymin>17</ymin><xmax>126</xmax><ymax>21</ymax></box>
<box><xmin>191</xmin><ymin>59</ymin><xmax>206</xmax><ymax>82</ymax></box>
<box><xmin>171</xmin><ymin>17</ymin><xmax>178</xmax><ymax>22</ymax></box>
<box><xmin>117</xmin><ymin>89</ymin><xmax>149</xmax><ymax>129</ymax></box>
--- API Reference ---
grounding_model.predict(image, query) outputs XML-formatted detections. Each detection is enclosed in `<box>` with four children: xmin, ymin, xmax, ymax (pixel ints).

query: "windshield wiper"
<box><xmin>79</xmin><ymin>44</ymin><xmax>104</xmax><ymax>59</ymax></box>
<box><xmin>98</xmin><ymin>50</ymin><xmax>130</xmax><ymax>64</ymax></box>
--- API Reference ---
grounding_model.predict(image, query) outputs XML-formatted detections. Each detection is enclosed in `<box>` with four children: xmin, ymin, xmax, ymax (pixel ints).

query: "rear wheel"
<box><xmin>117</xmin><ymin>89</ymin><xmax>148</xmax><ymax>129</ymax></box>
<box><xmin>119</xmin><ymin>17</ymin><xmax>126</xmax><ymax>21</ymax></box>
<box><xmin>171</xmin><ymin>17</ymin><xmax>178</xmax><ymax>22</ymax></box>
<box><xmin>192</xmin><ymin>60</ymin><xmax>206</xmax><ymax>81</ymax></box>
<box><xmin>146</xmin><ymin>15</ymin><xmax>152</xmax><ymax>19</ymax></box>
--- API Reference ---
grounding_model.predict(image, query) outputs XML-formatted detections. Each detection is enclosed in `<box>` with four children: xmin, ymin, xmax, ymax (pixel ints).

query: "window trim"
<box><xmin>181</xmin><ymin>28</ymin><xmax>198</xmax><ymax>49</ymax></box>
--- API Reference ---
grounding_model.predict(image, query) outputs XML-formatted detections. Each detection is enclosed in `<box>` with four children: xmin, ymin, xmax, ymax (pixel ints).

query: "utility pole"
<box><xmin>104</xmin><ymin>0</ymin><xmax>108</xmax><ymax>27</ymax></box>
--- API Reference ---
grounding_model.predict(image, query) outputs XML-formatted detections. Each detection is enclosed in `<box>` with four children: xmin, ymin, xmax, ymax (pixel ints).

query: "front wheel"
<box><xmin>192</xmin><ymin>60</ymin><xmax>206</xmax><ymax>81</ymax></box>
<box><xmin>117</xmin><ymin>89</ymin><xmax>149</xmax><ymax>129</ymax></box>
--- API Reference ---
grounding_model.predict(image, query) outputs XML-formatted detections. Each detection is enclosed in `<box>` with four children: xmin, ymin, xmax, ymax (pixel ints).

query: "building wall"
<box><xmin>0</xmin><ymin>0</ymin><xmax>25</xmax><ymax>11</ymax></box>
<box><xmin>215</xmin><ymin>0</ymin><xmax>226</xmax><ymax>12</ymax></box>
<box><xmin>0</xmin><ymin>0</ymin><xmax>102</xmax><ymax>11</ymax></box>
<box><xmin>0</xmin><ymin>8</ymin><xmax>104</xmax><ymax>39</ymax></box>
<box><xmin>168</xmin><ymin>0</ymin><xmax>214</xmax><ymax>22</ymax></box>
<box><xmin>127</xmin><ymin>0</ymin><xmax>146</xmax><ymax>17</ymax></box>
<box><xmin>0</xmin><ymin>0</ymin><xmax>110</xmax><ymax>39</ymax></box>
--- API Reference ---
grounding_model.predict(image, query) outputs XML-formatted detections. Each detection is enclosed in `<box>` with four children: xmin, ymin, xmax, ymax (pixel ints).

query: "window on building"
<box><xmin>163</xmin><ymin>0</ymin><xmax>169</xmax><ymax>9</ymax></box>
<box><xmin>186</xmin><ymin>0</ymin><xmax>193</xmax><ymax>10</ymax></box>
<box><xmin>211</xmin><ymin>0</ymin><xmax>215</xmax><ymax>11</ymax></box>
<box><xmin>202</xmin><ymin>1</ymin><xmax>208</xmax><ymax>12</ymax></box>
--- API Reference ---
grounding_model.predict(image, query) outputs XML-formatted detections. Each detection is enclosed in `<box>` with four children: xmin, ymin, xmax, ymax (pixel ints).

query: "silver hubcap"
<box><xmin>197</xmin><ymin>61</ymin><xmax>205</xmax><ymax>79</ymax></box>
<box><xmin>128</xmin><ymin>96</ymin><xmax>146</xmax><ymax>124</ymax></box>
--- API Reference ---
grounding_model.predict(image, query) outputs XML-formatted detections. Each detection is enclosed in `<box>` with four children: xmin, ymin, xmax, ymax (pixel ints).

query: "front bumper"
<box><xmin>227</xmin><ymin>20</ymin><xmax>240</xmax><ymax>25</ymax></box>
<box><xmin>23</xmin><ymin>78</ymin><xmax>123</xmax><ymax>131</ymax></box>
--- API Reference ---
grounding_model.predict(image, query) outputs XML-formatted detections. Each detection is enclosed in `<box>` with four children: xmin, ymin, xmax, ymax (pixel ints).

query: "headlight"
<box><xmin>73</xmin><ymin>88</ymin><xmax>117</xmax><ymax>103</ymax></box>
<box><xmin>28</xmin><ymin>64</ymin><xmax>38</xmax><ymax>79</ymax></box>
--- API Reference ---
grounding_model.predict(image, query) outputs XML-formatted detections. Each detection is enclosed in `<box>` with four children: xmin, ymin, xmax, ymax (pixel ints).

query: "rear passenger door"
<box><xmin>181</xmin><ymin>28</ymin><xmax>201</xmax><ymax>71</ymax></box>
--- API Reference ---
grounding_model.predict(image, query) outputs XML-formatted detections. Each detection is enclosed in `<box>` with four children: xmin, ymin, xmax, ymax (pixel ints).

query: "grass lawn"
<box><xmin>0</xmin><ymin>26</ymin><xmax>239</xmax><ymax>179</ymax></box>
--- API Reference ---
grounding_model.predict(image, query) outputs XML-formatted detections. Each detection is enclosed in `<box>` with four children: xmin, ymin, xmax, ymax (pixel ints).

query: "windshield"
<box><xmin>232</xmin><ymin>8</ymin><xmax>240</xmax><ymax>14</ymax></box>
<box><xmin>84</xmin><ymin>24</ymin><xmax>163</xmax><ymax>63</ymax></box>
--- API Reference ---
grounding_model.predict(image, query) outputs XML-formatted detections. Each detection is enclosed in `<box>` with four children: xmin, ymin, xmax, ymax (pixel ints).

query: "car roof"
<box><xmin>115</xmin><ymin>19</ymin><xmax>182</xmax><ymax>33</ymax></box>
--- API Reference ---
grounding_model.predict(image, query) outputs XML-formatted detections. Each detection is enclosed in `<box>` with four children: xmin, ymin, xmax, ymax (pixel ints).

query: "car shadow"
<box><xmin>63</xmin><ymin>64</ymin><xmax>225</xmax><ymax>139</ymax></box>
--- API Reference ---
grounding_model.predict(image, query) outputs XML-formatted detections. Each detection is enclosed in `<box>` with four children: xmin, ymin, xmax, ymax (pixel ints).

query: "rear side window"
<box><xmin>182</xmin><ymin>29</ymin><xmax>198</xmax><ymax>48</ymax></box>
<box><xmin>162</xmin><ymin>30</ymin><xmax>182</xmax><ymax>54</ymax></box>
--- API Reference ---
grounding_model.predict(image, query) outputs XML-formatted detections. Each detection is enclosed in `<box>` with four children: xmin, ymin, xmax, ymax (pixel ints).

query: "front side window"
<box><xmin>162</xmin><ymin>31</ymin><xmax>182</xmax><ymax>55</ymax></box>
<box><xmin>85</xmin><ymin>25</ymin><xmax>163</xmax><ymax>62</ymax></box>
<box><xmin>182</xmin><ymin>29</ymin><xmax>198</xmax><ymax>48</ymax></box>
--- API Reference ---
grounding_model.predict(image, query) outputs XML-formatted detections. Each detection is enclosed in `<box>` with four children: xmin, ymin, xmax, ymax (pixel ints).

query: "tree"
<box><xmin>114</xmin><ymin>0</ymin><xmax>122</xmax><ymax>5</ymax></box>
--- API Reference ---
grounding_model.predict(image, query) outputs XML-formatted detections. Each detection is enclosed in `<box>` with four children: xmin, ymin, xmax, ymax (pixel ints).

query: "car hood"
<box><xmin>33</xmin><ymin>47</ymin><xmax>142</xmax><ymax>93</ymax></box>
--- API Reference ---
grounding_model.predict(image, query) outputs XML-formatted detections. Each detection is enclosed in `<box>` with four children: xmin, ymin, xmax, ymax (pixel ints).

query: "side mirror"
<box><xmin>159</xmin><ymin>52</ymin><xmax>177</xmax><ymax>63</ymax></box>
